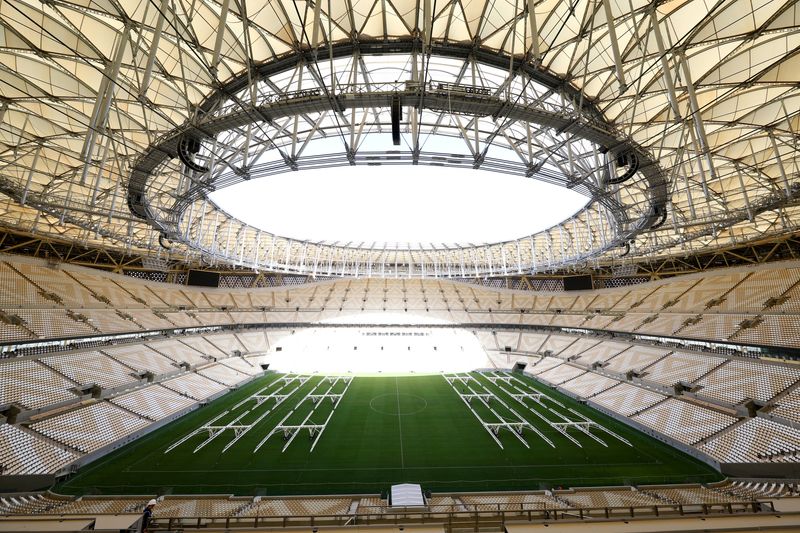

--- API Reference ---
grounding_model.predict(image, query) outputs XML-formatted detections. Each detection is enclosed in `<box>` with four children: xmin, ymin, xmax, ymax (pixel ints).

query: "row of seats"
<box><xmin>28</xmin><ymin>402</ymin><xmax>151</xmax><ymax>454</ymax></box>
<box><xmin>519</xmin><ymin>336</ymin><xmax>799</xmax><ymax>408</ymax></box>
<box><xmin>632</xmin><ymin>398</ymin><xmax>738</xmax><ymax>445</ymax></box>
<box><xmin>699</xmin><ymin>418</ymin><xmax>800</xmax><ymax>463</ymax></box>
<box><xmin>530</xmin><ymin>351</ymin><xmax>800</xmax><ymax>464</ymax></box>
<box><xmin>0</xmin><ymin>347</ymin><xmax>262</xmax><ymax>475</ymax></box>
<box><xmin>0</xmin><ymin>483</ymin><xmax>764</xmax><ymax>518</ymax></box>
<box><xmin>2</xmin><ymin>305</ymin><xmax>798</xmax><ymax>350</ymax></box>
<box><xmin>2</xmin><ymin>257</ymin><xmax>800</xmax><ymax>349</ymax></box>
<box><xmin>0</xmin><ymin>425</ymin><xmax>77</xmax><ymax>475</ymax></box>
<box><xmin>3</xmin><ymin>258</ymin><xmax>799</xmax><ymax>314</ymax></box>
<box><xmin>161</xmin><ymin>372</ymin><xmax>228</xmax><ymax>400</ymax></box>
<box><xmin>198</xmin><ymin>363</ymin><xmax>251</xmax><ymax>387</ymax></box>
<box><xmin>1</xmin><ymin>331</ymin><xmax>268</xmax><ymax>413</ymax></box>
<box><xmin>110</xmin><ymin>385</ymin><xmax>198</xmax><ymax>421</ymax></box>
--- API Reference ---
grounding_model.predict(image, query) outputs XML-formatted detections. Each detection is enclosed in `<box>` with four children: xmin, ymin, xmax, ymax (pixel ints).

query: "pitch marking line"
<box><xmin>395</xmin><ymin>377</ymin><xmax>405</xmax><ymax>468</ymax></box>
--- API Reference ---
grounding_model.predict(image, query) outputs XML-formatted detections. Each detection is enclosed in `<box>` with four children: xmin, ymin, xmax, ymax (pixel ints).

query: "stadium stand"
<box><xmin>603</xmin><ymin>346</ymin><xmax>671</xmax><ymax>374</ymax></box>
<box><xmin>700</xmin><ymin>418</ymin><xmax>800</xmax><ymax>463</ymax></box>
<box><xmin>110</xmin><ymin>385</ymin><xmax>197</xmax><ymax>421</ymax></box>
<box><xmin>102</xmin><ymin>344</ymin><xmax>179</xmax><ymax>375</ymax></box>
<box><xmin>591</xmin><ymin>383</ymin><xmax>667</xmax><ymax>417</ymax></box>
<box><xmin>632</xmin><ymin>399</ymin><xmax>738</xmax><ymax>445</ymax></box>
<box><xmin>0</xmin><ymin>425</ymin><xmax>78</xmax><ymax>475</ymax></box>
<box><xmin>559</xmin><ymin>488</ymin><xmax>665</xmax><ymax>508</ymax></box>
<box><xmin>29</xmin><ymin>402</ymin><xmax>150</xmax><ymax>454</ymax></box>
<box><xmin>160</xmin><ymin>373</ymin><xmax>229</xmax><ymax>401</ymax></box>
<box><xmin>639</xmin><ymin>352</ymin><xmax>726</xmax><ymax>388</ymax></box>
<box><xmin>0</xmin><ymin>359</ymin><xmax>78</xmax><ymax>409</ymax></box>
<box><xmin>769</xmin><ymin>388</ymin><xmax>800</xmax><ymax>425</ymax></box>
<box><xmin>197</xmin><ymin>362</ymin><xmax>250</xmax><ymax>387</ymax></box>
<box><xmin>695</xmin><ymin>359</ymin><xmax>800</xmax><ymax>405</ymax></box>
<box><xmin>241</xmin><ymin>498</ymin><xmax>352</xmax><ymax>517</ymax></box>
<box><xmin>221</xmin><ymin>357</ymin><xmax>262</xmax><ymax>376</ymax></box>
<box><xmin>643</xmin><ymin>486</ymin><xmax>754</xmax><ymax>506</ymax></box>
<box><xmin>558</xmin><ymin>371</ymin><xmax>620</xmax><ymax>398</ymax></box>
<box><xmin>146</xmin><ymin>339</ymin><xmax>209</xmax><ymax>367</ymax></box>
<box><xmin>40</xmin><ymin>352</ymin><xmax>138</xmax><ymax>390</ymax></box>
<box><xmin>536</xmin><ymin>363</ymin><xmax>585</xmax><ymax>385</ymax></box>
<box><xmin>458</xmin><ymin>493</ymin><xmax>567</xmax><ymax>510</ymax></box>
<box><xmin>155</xmin><ymin>497</ymin><xmax>248</xmax><ymax>518</ymax></box>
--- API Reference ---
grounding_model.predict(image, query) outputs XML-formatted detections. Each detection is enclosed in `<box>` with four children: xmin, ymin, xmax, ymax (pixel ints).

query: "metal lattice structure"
<box><xmin>1</xmin><ymin>0</ymin><xmax>799</xmax><ymax>278</ymax></box>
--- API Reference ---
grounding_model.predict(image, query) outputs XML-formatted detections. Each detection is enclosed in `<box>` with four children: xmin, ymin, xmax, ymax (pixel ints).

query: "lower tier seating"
<box><xmin>28</xmin><ymin>402</ymin><xmax>150</xmax><ymax>454</ymax></box>
<box><xmin>0</xmin><ymin>425</ymin><xmax>78</xmax><ymax>474</ymax></box>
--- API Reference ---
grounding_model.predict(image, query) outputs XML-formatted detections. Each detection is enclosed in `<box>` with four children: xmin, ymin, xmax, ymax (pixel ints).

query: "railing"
<box><xmin>150</xmin><ymin>500</ymin><xmax>769</xmax><ymax>532</ymax></box>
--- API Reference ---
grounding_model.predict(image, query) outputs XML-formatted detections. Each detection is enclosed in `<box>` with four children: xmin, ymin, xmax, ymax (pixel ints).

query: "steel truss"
<box><xmin>127</xmin><ymin>42</ymin><xmax>669</xmax><ymax>279</ymax></box>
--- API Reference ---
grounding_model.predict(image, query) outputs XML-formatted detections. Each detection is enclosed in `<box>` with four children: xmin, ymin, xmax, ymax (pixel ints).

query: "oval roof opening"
<box><xmin>209</xmin><ymin>165</ymin><xmax>589</xmax><ymax>249</ymax></box>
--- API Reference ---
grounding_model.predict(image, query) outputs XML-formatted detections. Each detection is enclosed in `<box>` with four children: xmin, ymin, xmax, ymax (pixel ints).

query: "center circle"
<box><xmin>369</xmin><ymin>393</ymin><xmax>428</xmax><ymax>416</ymax></box>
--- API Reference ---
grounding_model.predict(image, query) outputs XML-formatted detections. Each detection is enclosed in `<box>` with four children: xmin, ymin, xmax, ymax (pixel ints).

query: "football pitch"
<box><xmin>56</xmin><ymin>371</ymin><xmax>722</xmax><ymax>496</ymax></box>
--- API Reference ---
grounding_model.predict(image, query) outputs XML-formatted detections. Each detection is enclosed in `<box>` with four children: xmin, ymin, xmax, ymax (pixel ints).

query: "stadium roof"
<box><xmin>0</xmin><ymin>0</ymin><xmax>798</xmax><ymax>277</ymax></box>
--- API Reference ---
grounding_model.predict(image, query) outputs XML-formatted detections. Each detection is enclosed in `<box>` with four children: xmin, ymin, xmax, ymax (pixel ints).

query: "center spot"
<box><xmin>369</xmin><ymin>393</ymin><xmax>428</xmax><ymax>416</ymax></box>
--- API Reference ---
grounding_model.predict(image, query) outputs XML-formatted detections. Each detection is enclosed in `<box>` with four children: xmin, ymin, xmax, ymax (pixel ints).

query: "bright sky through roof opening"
<box><xmin>210</xmin><ymin>166</ymin><xmax>588</xmax><ymax>247</ymax></box>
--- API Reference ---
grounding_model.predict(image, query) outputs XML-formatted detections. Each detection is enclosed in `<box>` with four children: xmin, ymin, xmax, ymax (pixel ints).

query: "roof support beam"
<box><xmin>140</xmin><ymin>0</ymin><xmax>169</xmax><ymax>98</ymax></box>
<box><xmin>81</xmin><ymin>24</ymin><xmax>130</xmax><ymax>185</ymax></box>
<box><xmin>526</xmin><ymin>0</ymin><xmax>541</xmax><ymax>61</ymax></box>
<box><xmin>769</xmin><ymin>132</ymin><xmax>791</xmax><ymax>198</ymax></box>
<box><xmin>601</xmin><ymin>0</ymin><xmax>627</xmax><ymax>92</ymax></box>
<box><xmin>211</xmin><ymin>0</ymin><xmax>232</xmax><ymax>75</ymax></box>
<box><xmin>679</xmin><ymin>52</ymin><xmax>718</xmax><ymax>184</ymax></box>
<box><xmin>650</xmin><ymin>8</ymin><xmax>681</xmax><ymax>121</ymax></box>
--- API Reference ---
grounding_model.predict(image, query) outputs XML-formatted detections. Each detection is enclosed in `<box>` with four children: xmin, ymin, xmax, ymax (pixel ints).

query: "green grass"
<box><xmin>55</xmin><ymin>372</ymin><xmax>722</xmax><ymax>496</ymax></box>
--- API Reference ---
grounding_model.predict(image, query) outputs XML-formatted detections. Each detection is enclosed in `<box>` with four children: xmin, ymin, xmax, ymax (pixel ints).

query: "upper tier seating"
<box><xmin>716</xmin><ymin>268</ymin><xmax>800</xmax><ymax>313</ymax></box>
<box><xmin>11</xmin><ymin>263</ymin><xmax>99</xmax><ymax>308</ymax></box>
<box><xmin>0</xmin><ymin>262</ymin><xmax>53</xmax><ymax>308</ymax></box>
